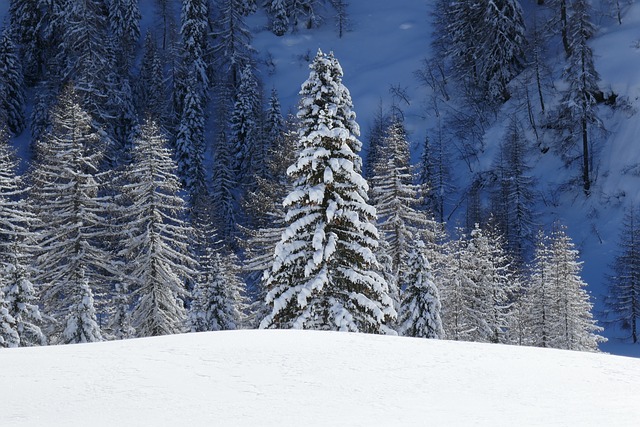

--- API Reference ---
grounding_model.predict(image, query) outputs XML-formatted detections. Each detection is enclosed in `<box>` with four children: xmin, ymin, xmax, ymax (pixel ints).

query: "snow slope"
<box><xmin>2</xmin><ymin>330</ymin><xmax>640</xmax><ymax>426</ymax></box>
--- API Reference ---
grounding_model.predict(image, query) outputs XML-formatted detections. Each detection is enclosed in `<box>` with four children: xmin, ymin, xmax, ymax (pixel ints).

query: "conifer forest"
<box><xmin>4</xmin><ymin>0</ymin><xmax>640</xmax><ymax>354</ymax></box>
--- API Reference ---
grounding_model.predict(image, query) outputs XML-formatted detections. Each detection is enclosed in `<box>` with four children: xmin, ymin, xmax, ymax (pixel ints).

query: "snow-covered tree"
<box><xmin>0</xmin><ymin>289</ymin><xmax>19</xmax><ymax>348</ymax></box>
<box><xmin>603</xmin><ymin>207</ymin><xmax>640</xmax><ymax>343</ymax></box>
<box><xmin>135</xmin><ymin>33</ymin><xmax>167</xmax><ymax>120</ymax></box>
<box><xmin>29</xmin><ymin>86</ymin><xmax>111</xmax><ymax>344</ymax></box>
<box><xmin>398</xmin><ymin>241</ymin><xmax>444</xmax><ymax>339</ymax></box>
<box><xmin>370</xmin><ymin>118</ymin><xmax>435</xmax><ymax>277</ymax></box>
<box><xmin>108</xmin><ymin>0</ymin><xmax>141</xmax><ymax>70</ymax></box>
<box><xmin>175</xmin><ymin>80</ymin><xmax>206</xmax><ymax>200</ymax></box>
<box><xmin>213</xmin><ymin>0</ymin><xmax>254</xmax><ymax>88</ymax></box>
<box><xmin>120</xmin><ymin>118</ymin><xmax>197</xmax><ymax>337</ymax></box>
<box><xmin>230</xmin><ymin>64</ymin><xmax>262</xmax><ymax>189</ymax></box>
<box><xmin>190</xmin><ymin>251</ymin><xmax>246</xmax><ymax>332</ymax></box>
<box><xmin>264</xmin><ymin>0</ymin><xmax>288</xmax><ymax>36</ymax></box>
<box><xmin>526</xmin><ymin>226</ymin><xmax>605</xmax><ymax>351</ymax></box>
<box><xmin>0</xmin><ymin>130</ymin><xmax>45</xmax><ymax>346</ymax></box>
<box><xmin>180</xmin><ymin>0</ymin><xmax>210</xmax><ymax>92</ymax></box>
<box><xmin>556</xmin><ymin>0</ymin><xmax>601</xmax><ymax>195</ymax></box>
<box><xmin>0</xmin><ymin>29</ymin><xmax>26</xmax><ymax>136</ymax></box>
<box><xmin>260</xmin><ymin>50</ymin><xmax>396</xmax><ymax>333</ymax></box>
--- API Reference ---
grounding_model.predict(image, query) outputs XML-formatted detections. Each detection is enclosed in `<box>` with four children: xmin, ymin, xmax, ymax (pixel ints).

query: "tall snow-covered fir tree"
<box><xmin>213</xmin><ymin>0</ymin><xmax>254</xmax><ymax>88</ymax></box>
<box><xmin>603</xmin><ymin>207</ymin><xmax>640</xmax><ymax>343</ymax></box>
<box><xmin>398</xmin><ymin>240</ymin><xmax>444</xmax><ymax>339</ymax></box>
<box><xmin>260</xmin><ymin>50</ymin><xmax>396</xmax><ymax>333</ymax></box>
<box><xmin>119</xmin><ymin>118</ymin><xmax>197</xmax><ymax>337</ymax></box>
<box><xmin>108</xmin><ymin>0</ymin><xmax>141</xmax><ymax>70</ymax></box>
<box><xmin>29</xmin><ymin>86</ymin><xmax>112</xmax><ymax>345</ymax></box>
<box><xmin>0</xmin><ymin>129</ymin><xmax>45</xmax><ymax>347</ymax></box>
<box><xmin>0</xmin><ymin>28</ymin><xmax>26</xmax><ymax>136</ymax></box>
<box><xmin>370</xmin><ymin>118</ymin><xmax>437</xmax><ymax>277</ymax></box>
<box><xmin>0</xmin><ymin>288</ymin><xmax>19</xmax><ymax>348</ymax></box>
<box><xmin>135</xmin><ymin>33</ymin><xmax>167</xmax><ymax>120</ymax></box>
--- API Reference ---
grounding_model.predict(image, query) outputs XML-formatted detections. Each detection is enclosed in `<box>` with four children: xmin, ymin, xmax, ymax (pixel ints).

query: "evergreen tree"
<box><xmin>0</xmin><ymin>289</ymin><xmax>19</xmax><ymax>348</ymax></box>
<box><xmin>261</xmin><ymin>88</ymin><xmax>285</xmax><ymax>180</ymax></box>
<box><xmin>108</xmin><ymin>0</ymin><xmax>141</xmax><ymax>70</ymax></box>
<box><xmin>213</xmin><ymin>0</ymin><xmax>254</xmax><ymax>88</ymax></box>
<box><xmin>603</xmin><ymin>207</ymin><xmax>640</xmax><ymax>343</ymax></box>
<box><xmin>265</xmin><ymin>0</ymin><xmax>289</xmax><ymax>36</ymax></box>
<box><xmin>260</xmin><ymin>50</ymin><xmax>396</xmax><ymax>333</ymax></box>
<box><xmin>0</xmin><ymin>29</ymin><xmax>26</xmax><ymax>136</ymax></box>
<box><xmin>190</xmin><ymin>251</ymin><xmax>246</xmax><ymax>332</ymax></box>
<box><xmin>370</xmin><ymin>118</ymin><xmax>433</xmax><ymax>277</ymax></box>
<box><xmin>398</xmin><ymin>241</ymin><xmax>444</xmax><ymax>339</ymax></box>
<box><xmin>119</xmin><ymin>118</ymin><xmax>197</xmax><ymax>337</ymax></box>
<box><xmin>9</xmin><ymin>0</ymin><xmax>44</xmax><ymax>84</ymax></box>
<box><xmin>180</xmin><ymin>0</ymin><xmax>210</xmax><ymax>92</ymax></box>
<box><xmin>29</xmin><ymin>86</ymin><xmax>111</xmax><ymax>344</ymax></box>
<box><xmin>0</xmin><ymin>130</ymin><xmax>45</xmax><ymax>346</ymax></box>
<box><xmin>230</xmin><ymin>64</ymin><xmax>262</xmax><ymax>189</ymax></box>
<box><xmin>556</xmin><ymin>0</ymin><xmax>601</xmax><ymax>195</ymax></box>
<box><xmin>526</xmin><ymin>226</ymin><xmax>605</xmax><ymax>351</ymax></box>
<box><xmin>135</xmin><ymin>33</ymin><xmax>167</xmax><ymax>120</ymax></box>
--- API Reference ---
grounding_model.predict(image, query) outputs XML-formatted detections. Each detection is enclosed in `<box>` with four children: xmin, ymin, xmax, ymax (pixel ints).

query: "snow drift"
<box><xmin>1</xmin><ymin>330</ymin><xmax>639</xmax><ymax>426</ymax></box>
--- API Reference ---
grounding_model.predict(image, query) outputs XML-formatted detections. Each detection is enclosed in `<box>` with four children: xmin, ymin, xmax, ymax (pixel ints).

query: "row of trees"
<box><xmin>0</xmin><ymin>49</ymin><xmax>605</xmax><ymax>353</ymax></box>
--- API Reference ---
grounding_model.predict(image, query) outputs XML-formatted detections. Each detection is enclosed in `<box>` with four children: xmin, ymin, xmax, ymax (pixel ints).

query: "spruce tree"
<box><xmin>190</xmin><ymin>251</ymin><xmax>246</xmax><ymax>332</ymax></box>
<box><xmin>119</xmin><ymin>118</ymin><xmax>197</xmax><ymax>337</ymax></box>
<box><xmin>398</xmin><ymin>241</ymin><xmax>444</xmax><ymax>339</ymax></box>
<box><xmin>108</xmin><ymin>0</ymin><xmax>141</xmax><ymax>70</ymax></box>
<box><xmin>29</xmin><ymin>86</ymin><xmax>111</xmax><ymax>344</ymax></box>
<box><xmin>603</xmin><ymin>207</ymin><xmax>640</xmax><ymax>343</ymax></box>
<box><xmin>0</xmin><ymin>289</ymin><xmax>19</xmax><ymax>348</ymax></box>
<box><xmin>0</xmin><ymin>29</ymin><xmax>26</xmax><ymax>136</ymax></box>
<box><xmin>260</xmin><ymin>50</ymin><xmax>396</xmax><ymax>333</ymax></box>
<box><xmin>265</xmin><ymin>0</ymin><xmax>289</xmax><ymax>36</ymax></box>
<box><xmin>0</xmin><ymin>130</ymin><xmax>45</xmax><ymax>346</ymax></box>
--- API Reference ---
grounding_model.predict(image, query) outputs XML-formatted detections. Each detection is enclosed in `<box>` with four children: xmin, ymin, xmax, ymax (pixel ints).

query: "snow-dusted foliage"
<box><xmin>0</xmin><ymin>130</ymin><xmax>45</xmax><ymax>346</ymax></box>
<box><xmin>180</xmin><ymin>0</ymin><xmax>210</xmax><ymax>91</ymax></box>
<box><xmin>0</xmin><ymin>288</ymin><xmax>19</xmax><ymax>348</ymax></box>
<box><xmin>230</xmin><ymin>64</ymin><xmax>262</xmax><ymax>188</ymax></box>
<box><xmin>60</xmin><ymin>269</ymin><xmax>102</xmax><ymax>344</ymax></box>
<box><xmin>0</xmin><ymin>29</ymin><xmax>26</xmax><ymax>135</ymax></box>
<box><xmin>8</xmin><ymin>0</ymin><xmax>44</xmax><ymax>84</ymax></box>
<box><xmin>370</xmin><ymin>118</ymin><xmax>436</xmax><ymax>277</ymax></box>
<box><xmin>190</xmin><ymin>251</ymin><xmax>246</xmax><ymax>332</ymax></box>
<box><xmin>398</xmin><ymin>241</ymin><xmax>444</xmax><ymax>339</ymax></box>
<box><xmin>108</xmin><ymin>0</ymin><xmax>141</xmax><ymax>69</ymax></box>
<box><xmin>525</xmin><ymin>226</ymin><xmax>605</xmax><ymax>351</ymax></box>
<box><xmin>264</xmin><ymin>0</ymin><xmax>288</xmax><ymax>36</ymax></box>
<box><xmin>29</xmin><ymin>86</ymin><xmax>112</xmax><ymax>344</ymax></box>
<box><xmin>175</xmin><ymin>81</ymin><xmax>206</xmax><ymax>199</ymax></box>
<box><xmin>555</xmin><ymin>0</ymin><xmax>601</xmax><ymax>194</ymax></box>
<box><xmin>603</xmin><ymin>207</ymin><xmax>640</xmax><ymax>343</ymax></box>
<box><xmin>260</xmin><ymin>50</ymin><xmax>395</xmax><ymax>333</ymax></box>
<box><xmin>440</xmin><ymin>0</ymin><xmax>526</xmax><ymax>103</ymax></box>
<box><xmin>120</xmin><ymin>118</ymin><xmax>196</xmax><ymax>337</ymax></box>
<box><xmin>213</xmin><ymin>0</ymin><xmax>254</xmax><ymax>87</ymax></box>
<box><xmin>439</xmin><ymin>225</ymin><xmax>516</xmax><ymax>343</ymax></box>
<box><xmin>135</xmin><ymin>33</ymin><xmax>167</xmax><ymax>119</ymax></box>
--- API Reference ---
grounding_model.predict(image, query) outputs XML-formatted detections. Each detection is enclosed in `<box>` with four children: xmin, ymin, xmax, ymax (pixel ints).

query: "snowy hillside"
<box><xmin>2</xmin><ymin>330</ymin><xmax>640</xmax><ymax>426</ymax></box>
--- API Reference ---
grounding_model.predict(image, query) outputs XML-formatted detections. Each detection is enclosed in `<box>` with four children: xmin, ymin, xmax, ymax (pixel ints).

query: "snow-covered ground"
<box><xmin>2</xmin><ymin>330</ymin><xmax>640</xmax><ymax>426</ymax></box>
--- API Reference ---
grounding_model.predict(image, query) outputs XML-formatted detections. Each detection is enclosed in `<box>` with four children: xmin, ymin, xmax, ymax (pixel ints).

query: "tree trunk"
<box><xmin>582</xmin><ymin>116</ymin><xmax>590</xmax><ymax>195</ymax></box>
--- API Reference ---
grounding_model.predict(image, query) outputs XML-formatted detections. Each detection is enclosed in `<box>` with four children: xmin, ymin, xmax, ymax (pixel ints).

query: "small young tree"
<box><xmin>0</xmin><ymin>289</ymin><xmax>19</xmax><ymax>348</ymax></box>
<box><xmin>398</xmin><ymin>241</ymin><xmax>444</xmax><ymax>339</ymax></box>
<box><xmin>260</xmin><ymin>50</ymin><xmax>396</xmax><ymax>333</ymax></box>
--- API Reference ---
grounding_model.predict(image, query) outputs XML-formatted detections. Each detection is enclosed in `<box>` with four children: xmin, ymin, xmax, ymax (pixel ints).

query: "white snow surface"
<box><xmin>2</xmin><ymin>330</ymin><xmax>640</xmax><ymax>426</ymax></box>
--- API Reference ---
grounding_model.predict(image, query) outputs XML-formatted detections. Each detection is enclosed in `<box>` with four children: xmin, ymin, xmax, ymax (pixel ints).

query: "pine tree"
<box><xmin>119</xmin><ymin>118</ymin><xmax>197</xmax><ymax>337</ymax></box>
<box><xmin>190</xmin><ymin>251</ymin><xmax>246</xmax><ymax>332</ymax></box>
<box><xmin>135</xmin><ymin>33</ymin><xmax>167</xmax><ymax>120</ymax></box>
<box><xmin>213</xmin><ymin>0</ymin><xmax>254</xmax><ymax>88</ymax></box>
<box><xmin>603</xmin><ymin>207</ymin><xmax>640</xmax><ymax>343</ymax></box>
<box><xmin>180</xmin><ymin>0</ymin><xmax>210</xmax><ymax>92</ymax></box>
<box><xmin>0</xmin><ymin>130</ymin><xmax>45</xmax><ymax>346</ymax></box>
<box><xmin>175</xmin><ymin>80</ymin><xmax>206</xmax><ymax>200</ymax></box>
<box><xmin>0</xmin><ymin>288</ymin><xmax>19</xmax><ymax>348</ymax></box>
<box><xmin>265</xmin><ymin>0</ymin><xmax>289</xmax><ymax>36</ymax></box>
<box><xmin>9</xmin><ymin>0</ymin><xmax>45</xmax><ymax>85</ymax></box>
<box><xmin>230</xmin><ymin>64</ymin><xmax>262</xmax><ymax>189</ymax></box>
<box><xmin>370</xmin><ymin>118</ymin><xmax>434</xmax><ymax>278</ymax></box>
<box><xmin>260</xmin><ymin>50</ymin><xmax>396</xmax><ymax>333</ymax></box>
<box><xmin>526</xmin><ymin>226</ymin><xmax>605</xmax><ymax>351</ymax></box>
<box><xmin>556</xmin><ymin>0</ymin><xmax>601</xmax><ymax>195</ymax></box>
<box><xmin>0</xmin><ymin>29</ymin><xmax>26</xmax><ymax>136</ymax></box>
<box><xmin>29</xmin><ymin>86</ymin><xmax>111</xmax><ymax>344</ymax></box>
<box><xmin>398</xmin><ymin>241</ymin><xmax>444</xmax><ymax>339</ymax></box>
<box><xmin>108</xmin><ymin>0</ymin><xmax>141</xmax><ymax>70</ymax></box>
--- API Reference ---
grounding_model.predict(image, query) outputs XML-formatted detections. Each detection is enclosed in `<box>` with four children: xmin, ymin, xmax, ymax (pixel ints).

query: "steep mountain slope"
<box><xmin>1</xmin><ymin>330</ymin><xmax>639</xmax><ymax>426</ymax></box>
